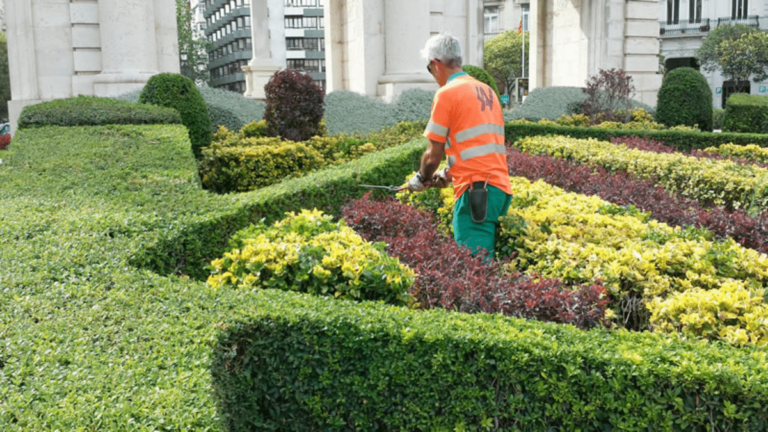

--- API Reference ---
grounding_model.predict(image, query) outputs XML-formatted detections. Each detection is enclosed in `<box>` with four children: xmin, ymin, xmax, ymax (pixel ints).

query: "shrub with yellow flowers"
<box><xmin>703</xmin><ymin>143</ymin><xmax>768</xmax><ymax>164</ymax></box>
<box><xmin>207</xmin><ymin>209</ymin><xmax>415</xmax><ymax>305</ymax></box>
<box><xmin>648</xmin><ymin>283</ymin><xmax>768</xmax><ymax>347</ymax></box>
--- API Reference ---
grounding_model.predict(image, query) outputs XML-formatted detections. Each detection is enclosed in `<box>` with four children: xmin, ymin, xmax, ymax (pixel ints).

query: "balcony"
<box><xmin>715</xmin><ymin>15</ymin><xmax>760</xmax><ymax>29</ymax></box>
<box><xmin>659</xmin><ymin>18</ymin><xmax>711</xmax><ymax>37</ymax></box>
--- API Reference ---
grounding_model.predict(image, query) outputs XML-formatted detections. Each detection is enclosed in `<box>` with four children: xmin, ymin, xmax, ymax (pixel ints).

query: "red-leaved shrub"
<box><xmin>341</xmin><ymin>193</ymin><xmax>609</xmax><ymax>330</ymax></box>
<box><xmin>0</xmin><ymin>134</ymin><xmax>10</xmax><ymax>150</ymax></box>
<box><xmin>506</xmin><ymin>146</ymin><xmax>768</xmax><ymax>255</ymax></box>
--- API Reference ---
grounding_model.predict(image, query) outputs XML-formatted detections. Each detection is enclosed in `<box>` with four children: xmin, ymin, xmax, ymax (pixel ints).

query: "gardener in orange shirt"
<box><xmin>406</xmin><ymin>33</ymin><xmax>512</xmax><ymax>258</ymax></box>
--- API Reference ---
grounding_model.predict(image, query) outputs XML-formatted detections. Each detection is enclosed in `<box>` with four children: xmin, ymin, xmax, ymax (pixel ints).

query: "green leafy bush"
<box><xmin>17</xmin><ymin>95</ymin><xmax>182</xmax><ymax>129</ymax></box>
<box><xmin>505</xmin><ymin>122</ymin><xmax>768</xmax><ymax>152</ymax></box>
<box><xmin>723</xmin><ymin>93</ymin><xmax>768</xmax><ymax>133</ymax></box>
<box><xmin>462</xmin><ymin>64</ymin><xmax>501</xmax><ymax>101</ymax></box>
<box><xmin>324</xmin><ymin>90</ymin><xmax>395</xmax><ymax>135</ymax></box>
<box><xmin>391</xmin><ymin>88</ymin><xmax>434</xmax><ymax>123</ymax></box>
<box><xmin>212</xmin><ymin>289</ymin><xmax>768</xmax><ymax>431</ymax></box>
<box><xmin>238</xmin><ymin>119</ymin><xmax>268</xmax><ymax>139</ymax></box>
<box><xmin>207</xmin><ymin>209</ymin><xmax>414</xmax><ymax>305</ymax></box>
<box><xmin>264</xmin><ymin>69</ymin><xmax>325</xmax><ymax>141</ymax></box>
<box><xmin>506</xmin><ymin>86</ymin><xmax>654</xmax><ymax>122</ymax></box>
<box><xmin>139</xmin><ymin>73</ymin><xmax>212</xmax><ymax>157</ymax></box>
<box><xmin>656</xmin><ymin>67</ymin><xmax>713</xmax><ymax>131</ymax></box>
<box><xmin>713</xmin><ymin>108</ymin><xmax>726</xmax><ymax>130</ymax></box>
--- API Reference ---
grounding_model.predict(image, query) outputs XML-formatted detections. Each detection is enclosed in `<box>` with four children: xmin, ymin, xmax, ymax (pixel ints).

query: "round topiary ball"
<box><xmin>462</xmin><ymin>64</ymin><xmax>501</xmax><ymax>103</ymax></box>
<box><xmin>264</xmin><ymin>69</ymin><xmax>325</xmax><ymax>142</ymax></box>
<box><xmin>139</xmin><ymin>73</ymin><xmax>212</xmax><ymax>157</ymax></box>
<box><xmin>655</xmin><ymin>67</ymin><xmax>713</xmax><ymax>132</ymax></box>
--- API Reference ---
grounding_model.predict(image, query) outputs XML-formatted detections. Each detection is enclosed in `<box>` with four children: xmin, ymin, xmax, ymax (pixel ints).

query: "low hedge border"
<box><xmin>505</xmin><ymin>122</ymin><xmax>768</xmax><ymax>152</ymax></box>
<box><xmin>213</xmin><ymin>289</ymin><xmax>768</xmax><ymax>431</ymax></box>
<box><xmin>3</xmin><ymin>124</ymin><xmax>768</xmax><ymax>430</ymax></box>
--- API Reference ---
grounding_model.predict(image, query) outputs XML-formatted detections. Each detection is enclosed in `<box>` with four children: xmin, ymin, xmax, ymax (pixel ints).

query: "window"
<box><xmin>733</xmin><ymin>0</ymin><xmax>748</xmax><ymax>19</ymax></box>
<box><xmin>521</xmin><ymin>4</ymin><xmax>529</xmax><ymax>32</ymax></box>
<box><xmin>285</xmin><ymin>0</ymin><xmax>317</xmax><ymax>6</ymax></box>
<box><xmin>689</xmin><ymin>0</ymin><xmax>702</xmax><ymax>23</ymax></box>
<box><xmin>667</xmin><ymin>0</ymin><xmax>679</xmax><ymax>24</ymax></box>
<box><xmin>287</xmin><ymin>59</ymin><xmax>321</xmax><ymax>72</ymax></box>
<box><xmin>484</xmin><ymin>6</ymin><xmax>499</xmax><ymax>34</ymax></box>
<box><xmin>237</xmin><ymin>17</ymin><xmax>244</xmax><ymax>29</ymax></box>
<box><xmin>244</xmin><ymin>16</ymin><xmax>251</xmax><ymax>28</ymax></box>
<box><xmin>246</xmin><ymin>37</ymin><xmax>252</xmax><ymax>49</ymax></box>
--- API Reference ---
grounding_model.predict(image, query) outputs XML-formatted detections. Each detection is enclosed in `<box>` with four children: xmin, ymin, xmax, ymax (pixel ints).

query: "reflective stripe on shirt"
<box><xmin>425</xmin><ymin>120</ymin><xmax>449</xmax><ymax>138</ymax></box>
<box><xmin>454</xmin><ymin>123</ymin><xmax>505</xmax><ymax>144</ymax></box>
<box><xmin>447</xmin><ymin>155</ymin><xmax>456</xmax><ymax>167</ymax></box>
<box><xmin>459</xmin><ymin>143</ymin><xmax>507</xmax><ymax>161</ymax></box>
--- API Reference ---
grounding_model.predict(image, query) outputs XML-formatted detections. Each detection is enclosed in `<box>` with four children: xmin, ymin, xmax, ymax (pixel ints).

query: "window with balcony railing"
<box><xmin>733</xmin><ymin>0</ymin><xmax>748</xmax><ymax>19</ymax></box>
<box><xmin>689</xmin><ymin>0</ymin><xmax>702</xmax><ymax>23</ymax></box>
<box><xmin>667</xmin><ymin>0</ymin><xmax>679</xmax><ymax>24</ymax></box>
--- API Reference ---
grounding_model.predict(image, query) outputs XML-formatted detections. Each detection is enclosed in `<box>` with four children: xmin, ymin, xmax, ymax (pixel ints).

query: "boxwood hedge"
<box><xmin>505</xmin><ymin>122</ymin><xmax>768</xmax><ymax>152</ymax></box>
<box><xmin>2</xmin><ymin>123</ymin><xmax>768</xmax><ymax>430</ymax></box>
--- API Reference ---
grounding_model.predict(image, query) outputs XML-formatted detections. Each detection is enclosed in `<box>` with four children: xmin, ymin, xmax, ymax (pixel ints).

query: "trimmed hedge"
<box><xmin>505</xmin><ymin>86</ymin><xmax>655</xmax><ymax>122</ymax></box>
<box><xmin>4</xmin><ymin>123</ymin><xmax>768</xmax><ymax>430</ymax></box>
<box><xmin>723</xmin><ymin>93</ymin><xmax>768</xmax><ymax>133</ymax></box>
<box><xmin>140</xmin><ymin>73</ymin><xmax>212</xmax><ymax>157</ymax></box>
<box><xmin>656</xmin><ymin>67</ymin><xmax>713</xmax><ymax>131</ymax></box>
<box><xmin>463</xmin><ymin>64</ymin><xmax>501</xmax><ymax>101</ymax></box>
<box><xmin>212</xmin><ymin>289</ymin><xmax>768</xmax><ymax>431</ymax></box>
<box><xmin>505</xmin><ymin>122</ymin><xmax>768</xmax><ymax>152</ymax></box>
<box><xmin>17</xmin><ymin>95</ymin><xmax>182</xmax><ymax>129</ymax></box>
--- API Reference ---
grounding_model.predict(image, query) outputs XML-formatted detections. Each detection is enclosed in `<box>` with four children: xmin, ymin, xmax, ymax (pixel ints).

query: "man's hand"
<box><xmin>431</xmin><ymin>168</ymin><xmax>452</xmax><ymax>188</ymax></box>
<box><xmin>406</xmin><ymin>172</ymin><xmax>427</xmax><ymax>192</ymax></box>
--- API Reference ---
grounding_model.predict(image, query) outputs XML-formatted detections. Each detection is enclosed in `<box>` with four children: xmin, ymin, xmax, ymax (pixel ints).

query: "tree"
<box><xmin>715</xmin><ymin>31</ymin><xmax>768</xmax><ymax>94</ymax></box>
<box><xmin>0</xmin><ymin>32</ymin><xmax>11</xmax><ymax>122</ymax></box>
<box><xmin>696</xmin><ymin>24</ymin><xmax>756</xmax><ymax>75</ymax></box>
<box><xmin>483</xmin><ymin>30</ymin><xmax>529</xmax><ymax>96</ymax></box>
<box><xmin>176</xmin><ymin>0</ymin><xmax>213</xmax><ymax>86</ymax></box>
<box><xmin>582</xmin><ymin>69</ymin><xmax>635</xmax><ymax>123</ymax></box>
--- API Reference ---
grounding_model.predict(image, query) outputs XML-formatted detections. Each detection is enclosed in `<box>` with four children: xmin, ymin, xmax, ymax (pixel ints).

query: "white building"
<box><xmin>4</xmin><ymin>0</ymin><xmax>180</xmax><ymax>131</ymax></box>
<box><xmin>1</xmin><ymin>0</ymin><xmax>6</xmax><ymax>33</ymax></box>
<box><xmin>659</xmin><ymin>0</ymin><xmax>768</xmax><ymax>109</ymax></box>
<box><xmin>483</xmin><ymin>0</ymin><xmax>530</xmax><ymax>42</ymax></box>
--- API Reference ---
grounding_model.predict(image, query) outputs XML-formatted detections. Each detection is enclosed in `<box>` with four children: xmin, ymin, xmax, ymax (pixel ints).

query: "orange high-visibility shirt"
<box><xmin>423</xmin><ymin>74</ymin><xmax>511</xmax><ymax>201</ymax></box>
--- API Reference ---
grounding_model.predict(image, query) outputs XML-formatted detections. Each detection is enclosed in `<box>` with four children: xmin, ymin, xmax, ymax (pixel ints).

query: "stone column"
<box><xmin>243</xmin><ymin>0</ymin><xmax>281</xmax><ymax>100</ymax></box>
<box><xmin>5</xmin><ymin>0</ymin><xmax>41</xmax><ymax>130</ymax></box>
<box><xmin>92</xmin><ymin>0</ymin><xmax>160</xmax><ymax>97</ymax></box>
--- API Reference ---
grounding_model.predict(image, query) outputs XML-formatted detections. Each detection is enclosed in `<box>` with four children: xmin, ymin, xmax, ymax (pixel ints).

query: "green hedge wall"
<box><xmin>17</xmin><ymin>95</ymin><xmax>182</xmax><ymax>128</ymax></box>
<box><xmin>213</xmin><ymin>290</ymin><xmax>768</xmax><ymax>431</ymax></box>
<box><xmin>723</xmin><ymin>93</ymin><xmax>768</xmax><ymax>134</ymax></box>
<box><xmin>3</xmin><ymin>123</ymin><xmax>768</xmax><ymax>430</ymax></box>
<box><xmin>505</xmin><ymin>122</ymin><xmax>768</xmax><ymax>151</ymax></box>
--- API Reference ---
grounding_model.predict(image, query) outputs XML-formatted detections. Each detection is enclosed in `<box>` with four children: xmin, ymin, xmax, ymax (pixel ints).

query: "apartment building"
<box><xmin>660</xmin><ymin>0</ymin><xmax>768</xmax><ymax>108</ymax></box>
<box><xmin>202</xmin><ymin>0</ymin><xmax>325</xmax><ymax>93</ymax></box>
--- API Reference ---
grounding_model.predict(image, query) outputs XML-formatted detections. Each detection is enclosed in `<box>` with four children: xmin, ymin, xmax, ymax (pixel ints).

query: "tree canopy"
<box><xmin>484</xmin><ymin>30</ymin><xmax>529</xmax><ymax>96</ymax></box>
<box><xmin>715</xmin><ymin>31</ymin><xmax>768</xmax><ymax>91</ymax></box>
<box><xmin>176</xmin><ymin>0</ymin><xmax>212</xmax><ymax>86</ymax></box>
<box><xmin>696</xmin><ymin>24</ymin><xmax>756</xmax><ymax>75</ymax></box>
<box><xmin>0</xmin><ymin>32</ymin><xmax>10</xmax><ymax>122</ymax></box>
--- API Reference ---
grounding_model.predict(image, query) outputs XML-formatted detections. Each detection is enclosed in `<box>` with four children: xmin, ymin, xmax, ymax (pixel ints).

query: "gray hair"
<box><xmin>421</xmin><ymin>33</ymin><xmax>462</xmax><ymax>68</ymax></box>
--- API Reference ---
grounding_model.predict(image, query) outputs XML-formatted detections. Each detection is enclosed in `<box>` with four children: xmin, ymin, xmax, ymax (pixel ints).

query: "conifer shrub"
<box><xmin>139</xmin><ymin>73</ymin><xmax>212</xmax><ymax>157</ymax></box>
<box><xmin>723</xmin><ymin>93</ymin><xmax>768</xmax><ymax>133</ymax></box>
<box><xmin>655</xmin><ymin>67</ymin><xmax>713</xmax><ymax>131</ymax></box>
<box><xmin>462</xmin><ymin>64</ymin><xmax>501</xmax><ymax>102</ymax></box>
<box><xmin>264</xmin><ymin>69</ymin><xmax>325</xmax><ymax>141</ymax></box>
<box><xmin>391</xmin><ymin>88</ymin><xmax>434</xmax><ymax>123</ymax></box>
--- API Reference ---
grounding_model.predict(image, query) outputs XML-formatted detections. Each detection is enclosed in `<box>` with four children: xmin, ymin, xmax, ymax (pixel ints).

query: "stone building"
<box><xmin>659</xmin><ymin>0</ymin><xmax>768</xmax><ymax>109</ymax></box>
<box><xmin>529</xmin><ymin>0</ymin><xmax>662</xmax><ymax>106</ymax></box>
<box><xmin>4</xmin><ymin>0</ymin><xmax>179</xmax><ymax>131</ymax></box>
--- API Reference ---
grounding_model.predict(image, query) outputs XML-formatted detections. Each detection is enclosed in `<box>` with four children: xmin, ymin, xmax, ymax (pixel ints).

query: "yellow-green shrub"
<box><xmin>239</xmin><ymin>119</ymin><xmax>269</xmax><ymax>139</ymax></box>
<box><xmin>513</xmin><ymin>135</ymin><xmax>768</xmax><ymax>212</ymax></box>
<box><xmin>648</xmin><ymin>283</ymin><xmax>768</xmax><ymax>347</ymax></box>
<box><xmin>704</xmin><ymin>143</ymin><xmax>768</xmax><ymax>163</ymax></box>
<box><xmin>207</xmin><ymin>209</ymin><xmax>414</xmax><ymax>305</ymax></box>
<box><xmin>556</xmin><ymin>113</ymin><xmax>591</xmax><ymax>127</ymax></box>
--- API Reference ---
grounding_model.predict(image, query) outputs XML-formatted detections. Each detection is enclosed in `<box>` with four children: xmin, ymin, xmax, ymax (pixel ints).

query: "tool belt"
<box><xmin>469</xmin><ymin>180</ymin><xmax>488</xmax><ymax>224</ymax></box>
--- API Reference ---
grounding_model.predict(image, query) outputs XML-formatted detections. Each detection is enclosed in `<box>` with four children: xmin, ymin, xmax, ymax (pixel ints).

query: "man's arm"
<box><xmin>418</xmin><ymin>139</ymin><xmax>445</xmax><ymax>181</ymax></box>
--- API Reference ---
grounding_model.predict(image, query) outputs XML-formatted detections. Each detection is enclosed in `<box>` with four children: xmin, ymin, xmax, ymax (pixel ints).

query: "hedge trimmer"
<box><xmin>359</xmin><ymin>184</ymin><xmax>405</xmax><ymax>192</ymax></box>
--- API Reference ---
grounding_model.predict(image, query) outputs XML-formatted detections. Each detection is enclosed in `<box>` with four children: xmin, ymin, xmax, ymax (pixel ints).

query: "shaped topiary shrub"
<box><xmin>139</xmin><ymin>73</ymin><xmax>212</xmax><ymax>157</ymax></box>
<box><xmin>17</xmin><ymin>95</ymin><xmax>182</xmax><ymax>129</ymax></box>
<box><xmin>391</xmin><ymin>88</ymin><xmax>434</xmax><ymax>123</ymax></box>
<box><xmin>462</xmin><ymin>64</ymin><xmax>501</xmax><ymax>102</ymax></box>
<box><xmin>655</xmin><ymin>67</ymin><xmax>713</xmax><ymax>131</ymax></box>
<box><xmin>264</xmin><ymin>69</ymin><xmax>325</xmax><ymax>141</ymax></box>
<box><xmin>723</xmin><ymin>93</ymin><xmax>768</xmax><ymax>133</ymax></box>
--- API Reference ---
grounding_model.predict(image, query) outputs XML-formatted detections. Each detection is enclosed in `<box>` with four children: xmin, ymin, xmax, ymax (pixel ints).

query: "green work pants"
<box><xmin>452</xmin><ymin>185</ymin><xmax>512</xmax><ymax>259</ymax></box>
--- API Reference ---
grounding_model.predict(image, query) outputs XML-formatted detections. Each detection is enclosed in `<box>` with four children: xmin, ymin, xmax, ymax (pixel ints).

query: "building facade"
<box><xmin>4</xmin><ymin>0</ymin><xmax>179</xmax><ymax>131</ymax></box>
<box><xmin>659</xmin><ymin>0</ymin><xmax>768</xmax><ymax>108</ymax></box>
<box><xmin>203</xmin><ymin>0</ymin><xmax>325</xmax><ymax>94</ymax></box>
<box><xmin>483</xmin><ymin>0</ymin><xmax>530</xmax><ymax>42</ymax></box>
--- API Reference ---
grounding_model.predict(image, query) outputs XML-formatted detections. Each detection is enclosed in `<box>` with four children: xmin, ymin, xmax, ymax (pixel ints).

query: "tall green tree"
<box><xmin>696</xmin><ymin>24</ymin><xmax>756</xmax><ymax>75</ymax></box>
<box><xmin>0</xmin><ymin>32</ymin><xmax>11</xmax><ymax>122</ymax></box>
<box><xmin>715</xmin><ymin>31</ymin><xmax>768</xmax><ymax>94</ymax></box>
<box><xmin>176</xmin><ymin>0</ymin><xmax>212</xmax><ymax>86</ymax></box>
<box><xmin>483</xmin><ymin>30</ymin><xmax>529</xmax><ymax>97</ymax></box>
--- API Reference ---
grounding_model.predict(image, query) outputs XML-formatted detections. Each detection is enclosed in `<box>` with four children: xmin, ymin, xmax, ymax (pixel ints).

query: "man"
<box><xmin>406</xmin><ymin>33</ymin><xmax>512</xmax><ymax>258</ymax></box>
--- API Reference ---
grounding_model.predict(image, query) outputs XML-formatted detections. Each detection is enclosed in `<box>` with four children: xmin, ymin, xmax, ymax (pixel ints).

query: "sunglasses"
<box><xmin>427</xmin><ymin>59</ymin><xmax>440</xmax><ymax>74</ymax></box>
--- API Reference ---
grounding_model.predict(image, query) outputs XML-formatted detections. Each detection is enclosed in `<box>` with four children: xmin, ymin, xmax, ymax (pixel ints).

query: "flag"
<box><xmin>517</xmin><ymin>19</ymin><xmax>522</xmax><ymax>35</ymax></box>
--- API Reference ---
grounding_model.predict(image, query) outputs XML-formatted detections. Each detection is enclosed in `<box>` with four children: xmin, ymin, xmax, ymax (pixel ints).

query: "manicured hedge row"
<box><xmin>505</xmin><ymin>122</ymin><xmax>768</xmax><ymax>151</ymax></box>
<box><xmin>724</xmin><ymin>93</ymin><xmax>768</xmax><ymax>134</ymax></box>
<box><xmin>212</xmin><ymin>288</ymin><xmax>768</xmax><ymax>431</ymax></box>
<box><xmin>17</xmin><ymin>95</ymin><xmax>182</xmax><ymax>129</ymax></box>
